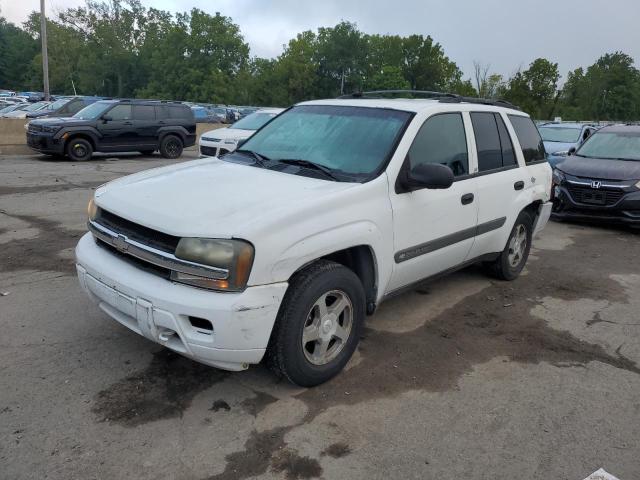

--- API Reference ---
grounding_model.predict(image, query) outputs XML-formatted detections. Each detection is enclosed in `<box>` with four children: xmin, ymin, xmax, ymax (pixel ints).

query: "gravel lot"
<box><xmin>1</xmin><ymin>153</ymin><xmax>639</xmax><ymax>480</ymax></box>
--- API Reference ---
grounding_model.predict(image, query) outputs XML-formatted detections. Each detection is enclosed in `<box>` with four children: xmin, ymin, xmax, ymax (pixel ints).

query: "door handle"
<box><xmin>461</xmin><ymin>193</ymin><xmax>474</xmax><ymax>205</ymax></box>
<box><xmin>514</xmin><ymin>181</ymin><xmax>525</xmax><ymax>191</ymax></box>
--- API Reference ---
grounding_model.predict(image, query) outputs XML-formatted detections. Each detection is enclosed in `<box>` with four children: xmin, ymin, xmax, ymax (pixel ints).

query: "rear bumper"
<box><xmin>75</xmin><ymin>232</ymin><xmax>288</xmax><ymax>371</ymax></box>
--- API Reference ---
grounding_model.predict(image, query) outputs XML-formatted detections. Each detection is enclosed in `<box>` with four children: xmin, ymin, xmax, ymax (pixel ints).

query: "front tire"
<box><xmin>66</xmin><ymin>138</ymin><xmax>93</xmax><ymax>162</ymax></box>
<box><xmin>267</xmin><ymin>260</ymin><xmax>365</xmax><ymax>387</ymax></box>
<box><xmin>484</xmin><ymin>210</ymin><xmax>533</xmax><ymax>281</ymax></box>
<box><xmin>159</xmin><ymin>135</ymin><xmax>183</xmax><ymax>159</ymax></box>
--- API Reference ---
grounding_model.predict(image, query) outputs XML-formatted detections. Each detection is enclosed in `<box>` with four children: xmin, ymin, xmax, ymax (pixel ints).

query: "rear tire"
<box><xmin>66</xmin><ymin>138</ymin><xmax>93</xmax><ymax>162</ymax></box>
<box><xmin>159</xmin><ymin>135</ymin><xmax>183</xmax><ymax>159</ymax></box>
<box><xmin>267</xmin><ymin>260</ymin><xmax>365</xmax><ymax>387</ymax></box>
<box><xmin>484</xmin><ymin>210</ymin><xmax>533</xmax><ymax>281</ymax></box>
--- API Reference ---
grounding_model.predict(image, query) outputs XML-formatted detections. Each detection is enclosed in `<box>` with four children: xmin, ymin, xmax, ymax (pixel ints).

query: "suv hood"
<box><xmin>544</xmin><ymin>141</ymin><xmax>576</xmax><ymax>155</ymax></box>
<box><xmin>29</xmin><ymin>116</ymin><xmax>88</xmax><ymax>127</ymax></box>
<box><xmin>94</xmin><ymin>158</ymin><xmax>357</xmax><ymax>238</ymax></box>
<box><xmin>200</xmin><ymin>127</ymin><xmax>254</xmax><ymax>142</ymax></box>
<box><xmin>557</xmin><ymin>156</ymin><xmax>640</xmax><ymax>181</ymax></box>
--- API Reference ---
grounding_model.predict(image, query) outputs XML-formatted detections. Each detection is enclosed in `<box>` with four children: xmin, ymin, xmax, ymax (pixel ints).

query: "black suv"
<box><xmin>26</xmin><ymin>99</ymin><xmax>196</xmax><ymax>161</ymax></box>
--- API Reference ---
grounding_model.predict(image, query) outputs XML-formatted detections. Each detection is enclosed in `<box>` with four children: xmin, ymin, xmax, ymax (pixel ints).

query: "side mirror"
<box><xmin>402</xmin><ymin>163</ymin><xmax>454</xmax><ymax>191</ymax></box>
<box><xmin>568</xmin><ymin>146</ymin><xmax>576</xmax><ymax>156</ymax></box>
<box><xmin>101</xmin><ymin>115</ymin><xmax>112</xmax><ymax>122</ymax></box>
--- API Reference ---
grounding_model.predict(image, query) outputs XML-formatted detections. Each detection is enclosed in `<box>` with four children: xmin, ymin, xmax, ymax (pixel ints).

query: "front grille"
<box><xmin>201</xmin><ymin>137</ymin><xmax>221</xmax><ymax>142</ymax></box>
<box><xmin>200</xmin><ymin>145</ymin><xmax>218</xmax><ymax>157</ymax></box>
<box><xmin>567</xmin><ymin>186</ymin><xmax>624</xmax><ymax>206</ymax></box>
<box><xmin>96</xmin><ymin>238</ymin><xmax>171</xmax><ymax>279</ymax></box>
<box><xmin>94</xmin><ymin>208</ymin><xmax>180</xmax><ymax>253</ymax></box>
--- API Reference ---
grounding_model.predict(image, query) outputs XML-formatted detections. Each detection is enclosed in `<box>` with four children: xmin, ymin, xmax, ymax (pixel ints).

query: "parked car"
<box><xmin>190</xmin><ymin>105</ymin><xmax>220</xmax><ymax>123</ymax></box>
<box><xmin>538</xmin><ymin>122</ymin><xmax>598</xmax><ymax>168</ymax></box>
<box><xmin>26</xmin><ymin>99</ymin><xmax>196</xmax><ymax>161</ymax></box>
<box><xmin>0</xmin><ymin>102</ymin><xmax>29</xmax><ymax>117</ymax></box>
<box><xmin>551</xmin><ymin>125</ymin><xmax>640</xmax><ymax>228</ymax></box>
<box><xmin>26</xmin><ymin>96</ymin><xmax>103</xmax><ymax>119</ymax></box>
<box><xmin>199</xmin><ymin>108</ymin><xmax>284</xmax><ymax>157</ymax></box>
<box><xmin>75</xmin><ymin>93</ymin><xmax>552</xmax><ymax>386</ymax></box>
<box><xmin>3</xmin><ymin>101</ymin><xmax>50</xmax><ymax>118</ymax></box>
<box><xmin>210</xmin><ymin>106</ymin><xmax>227</xmax><ymax>123</ymax></box>
<box><xmin>18</xmin><ymin>91</ymin><xmax>46</xmax><ymax>102</ymax></box>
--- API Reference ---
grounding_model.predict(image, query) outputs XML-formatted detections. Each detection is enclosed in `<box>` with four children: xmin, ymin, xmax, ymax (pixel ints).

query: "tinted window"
<box><xmin>471</xmin><ymin>112</ymin><xmax>502</xmax><ymax>172</ymax></box>
<box><xmin>107</xmin><ymin>104</ymin><xmax>132</xmax><ymax>120</ymax></box>
<box><xmin>168</xmin><ymin>106</ymin><xmax>193</xmax><ymax>120</ymax></box>
<box><xmin>508</xmin><ymin>115</ymin><xmax>546</xmax><ymax>163</ymax></box>
<box><xmin>67</xmin><ymin>100</ymin><xmax>85</xmax><ymax>114</ymax></box>
<box><xmin>408</xmin><ymin>113</ymin><xmax>468</xmax><ymax>176</ymax></box>
<box><xmin>495</xmin><ymin>114</ymin><xmax>517</xmax><ymax>166</ymax></box>
<box><xmin>134</xmin><ymin>105</ymin><xmax>155</xmax><ymax>121</ymax></box>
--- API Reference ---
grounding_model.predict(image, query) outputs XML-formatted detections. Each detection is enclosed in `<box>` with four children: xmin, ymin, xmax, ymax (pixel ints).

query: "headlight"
<box><xmin>172</xmin><ymin>238</ymin><xmax>254</xmax><ymax>291</ymax></box>
<box><xmin>552</xmin><ymin>170</ymin><xmax>565</xmax><ymax>186</ymax></box>
<box><xmin>87</xmin><ymin>197</ymin><xmax>98</xmax><ymax>221</ymax></box>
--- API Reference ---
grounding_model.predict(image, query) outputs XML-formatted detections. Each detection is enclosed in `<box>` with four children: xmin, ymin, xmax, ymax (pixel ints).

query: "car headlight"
<box><xmin>552</xmin><ymin>170</ymin><xmax>565</xmax><ymax>185</ymax></box>
<box><xmin>172</xmin><ymin>238</ymin><xmax>254</xmax><ymax>291</ymax></box>
<box><xmin>87</xmin><ymin>197</ymin><xmax>98</xmax><ymax>221</ymax></box>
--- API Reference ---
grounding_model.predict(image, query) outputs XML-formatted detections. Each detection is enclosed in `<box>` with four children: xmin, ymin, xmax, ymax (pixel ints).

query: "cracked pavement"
<box><xmin>1</xmin><ymin>153</ymin><xmax>639</xmax><ymax>480</ymax></box>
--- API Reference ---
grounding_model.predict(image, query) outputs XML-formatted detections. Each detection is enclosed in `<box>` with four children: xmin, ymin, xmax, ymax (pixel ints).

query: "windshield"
<box><xmin>539</xmin><ymin>126</ymin><xmax>582</xmax><ymax>143</ymax></box>
<box><xmin>25</xmin><ymin>101</ymin><xmax>49</xmax><ymax>112</ymax></box>
<box><xmin>577</xmin><ymin>131</ymin><xmax>640</xmax><ymax>161</ymax></box>
<box><xmin>73</xmin><ymin>101</ymin><xmax>111</xmax><ymax>120</ymax></box>
<box><xmin>237</xmin><ymin>105</ymin><xmax>411</xmax><ymax>181</ymax></box>
<box><xmin>230</xmin><ymin>112</ymin><xmax>278</xmax><ymax>131</ymax></box>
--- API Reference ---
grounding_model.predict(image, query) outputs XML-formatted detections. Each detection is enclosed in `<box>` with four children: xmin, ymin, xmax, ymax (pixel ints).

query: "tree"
<box><xmin>503</xmin><ymin>58</ymin><xmax>560</xmax><ymax>118</ymax></box>
<box><xmin>0</xmin><ymin>17</ymin><xmax>38</xmax><ymax>90</ymax></box>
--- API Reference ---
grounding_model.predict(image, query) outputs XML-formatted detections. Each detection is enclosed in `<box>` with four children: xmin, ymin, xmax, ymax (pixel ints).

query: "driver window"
<box><xmin>408</xmin><ymin>113</ymin><xmax>468</xmax><ymax>177</ymax></box>
<box><xmin>107</xmin><ymin>105</ymin><xmax>132</xmax><ymax>121</ymax></box>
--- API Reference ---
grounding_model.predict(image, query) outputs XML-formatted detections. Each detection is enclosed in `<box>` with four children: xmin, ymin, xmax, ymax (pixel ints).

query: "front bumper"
<box><xmin>199</xmin><ymin>139</ymin><xmax>238</xmax><ymax>157</ymax></box>
<box><xmin>75</xmin><ymin>232</ymin><xmax>288</xmax><ymax>371</ymax></box>
<box><xmin>26</xmin><ymin>131</ymin><xmax>65</xmax><ymax>154</ymax></box>
<box><xmin>552</xmin><ymin>184</ymin><xmax>640</xmax><ymax>226</ymax></box>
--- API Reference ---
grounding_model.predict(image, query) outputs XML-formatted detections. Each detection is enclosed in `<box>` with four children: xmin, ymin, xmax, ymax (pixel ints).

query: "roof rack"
<box><xmin>337</xmin><ymin>89</ymin><xmax>520</xmax><ymax>110</ymax></box>
<box><xmin>338</xmin><ymin>90</ymin><xmax>458</xmax><ymax>100</ymax></box>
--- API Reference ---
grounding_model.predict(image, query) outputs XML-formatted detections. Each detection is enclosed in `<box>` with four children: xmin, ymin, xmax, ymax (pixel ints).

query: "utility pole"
<box><xmin>40</xmin><ymin>0</ymin><xmax>50</xmax><ymax>101</ymax></box>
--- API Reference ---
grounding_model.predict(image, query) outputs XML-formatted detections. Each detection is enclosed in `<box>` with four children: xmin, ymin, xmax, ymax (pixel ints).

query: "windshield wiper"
<box><xmin>274</xmin><ymin>159</ymin><xmax>340</xmax><ymax>181</ymax></box>
<box><xmin>234</xmin><ymin>149</ymin><xmax>271</xmax><ymax>167</ymax></box>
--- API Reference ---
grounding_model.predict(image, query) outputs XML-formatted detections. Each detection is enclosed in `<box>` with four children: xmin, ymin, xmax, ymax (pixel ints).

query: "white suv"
<box><xmin>199</xmin><ymin>108</ymin><xmax>284</xmax><ymax>157</ymax></box>
<box><xmin>76</xmin><ymin>93</ymin><xmax>552</xmax><ymax>386</ymax></box>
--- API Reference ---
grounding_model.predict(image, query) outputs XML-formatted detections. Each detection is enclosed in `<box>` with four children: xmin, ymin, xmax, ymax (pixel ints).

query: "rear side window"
<box><xmin>471</xmin><ymin>112</ymin><xmax>502</xmax><ymax>171</ymax></box>
<box><xmin>134</xmin><ymin>105</ymin><xmax>156</xmax><ymax>121</ymax></box>
<box><xmin>67</xmin><ymin>100</ymin><xmax>85</xmax><ymax>115</ymax></box>
<box><xmin>495</xmin><ymin>114</ymin><xmax>517</xmax><ymax>166</ymax></box>
<box><xmin>508</xmin><ymin>115</ymin><xmax>546</xmax><ymax>164</ymax></box>
<box><xmin>408</xmin><ymin>112</ymin><xmax>468</xmax><ymax>177</ymax></box>
<box><xmin>168</xmin><ymin>106</ymin><xmax>193</xmax><ymax>120</ymax></box>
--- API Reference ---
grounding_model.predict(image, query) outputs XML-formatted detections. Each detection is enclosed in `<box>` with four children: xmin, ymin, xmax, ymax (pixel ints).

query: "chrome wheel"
<box><xmin>302</xmin><ymin>290</ymin><xmax>353</xmax><ymax>366</ymax></box>
<box><xmin>508</xmin><ymin>224</ymin><xmax>527</xmax><ymax>268</ymax></box>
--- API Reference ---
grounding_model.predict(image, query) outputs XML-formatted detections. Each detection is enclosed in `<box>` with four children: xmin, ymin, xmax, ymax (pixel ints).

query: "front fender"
<box><xmin>270</xmin><ymin>220</ymin><xmax>389</xmax><ymax>302</ymax></box>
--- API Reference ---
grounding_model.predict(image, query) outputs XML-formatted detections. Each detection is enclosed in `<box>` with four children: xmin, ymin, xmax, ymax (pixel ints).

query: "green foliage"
<box><xmin>2</xmin><ymin>2</ymin><xmax>640</xmax><ymax>120</ymax></box>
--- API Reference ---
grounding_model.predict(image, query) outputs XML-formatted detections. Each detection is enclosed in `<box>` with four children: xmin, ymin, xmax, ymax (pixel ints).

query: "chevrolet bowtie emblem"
<box><xmin>113</xmin><ymin>234</ymin><xmax>129</xmax><ymax>252</ymax></box>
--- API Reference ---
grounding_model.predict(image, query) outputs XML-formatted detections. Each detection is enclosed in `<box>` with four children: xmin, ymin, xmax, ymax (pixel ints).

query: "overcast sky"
<box><xmin>3</xmin><ymin>0</ymin><xmax>640</xmax><ymax>82</ymax></box>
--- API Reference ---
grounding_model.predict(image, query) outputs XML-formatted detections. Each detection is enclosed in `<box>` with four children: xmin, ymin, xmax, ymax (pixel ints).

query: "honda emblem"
<box><xmin>591</xmin><ymin>180</ymin><xmax>602</xmax><ymax>189</ymax></box>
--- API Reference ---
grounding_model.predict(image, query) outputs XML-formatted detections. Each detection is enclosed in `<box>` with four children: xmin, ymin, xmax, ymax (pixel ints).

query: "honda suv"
<box><xmin>75</xmin><ymin>92</ymin><xmax>552</xmax><ymax>386</ymax></box>
<box><xmin>26</xmin><ymin>99</ymin><xmax>196</xmax><ymax>161</ymax></box>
